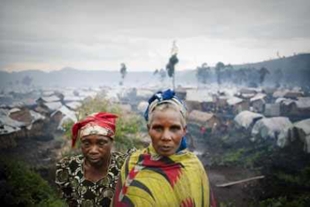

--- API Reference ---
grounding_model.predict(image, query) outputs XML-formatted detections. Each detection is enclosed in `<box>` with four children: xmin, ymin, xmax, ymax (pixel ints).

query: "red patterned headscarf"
<box><xmin>71</xmin><ymin>112</ymin><xmax>118</xmax><ymax>147</ymax></box>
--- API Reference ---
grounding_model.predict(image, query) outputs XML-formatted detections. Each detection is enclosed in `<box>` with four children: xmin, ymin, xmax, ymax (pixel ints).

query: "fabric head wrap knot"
<box><xmin>71</xmin><ymin>112</ymin><xmax>118</xmax><ymax>147</ymax></box>
<box><xmin>144</xmin><ymin>89</ymin><xmax>187</xmax><ymax>122</ymax></box>
<box><xmin>144</xmin><ymin>89</ymin><xmax>187</xmax><ymax>152</ymax></box>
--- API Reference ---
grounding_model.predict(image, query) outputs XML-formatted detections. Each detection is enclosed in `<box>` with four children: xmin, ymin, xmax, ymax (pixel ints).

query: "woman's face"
<box><xmin>148</xmin><ymin>108</ymin><xmax>186</xmax><ymax>156</ymax></box>
<box><xmin>81</xmin><ymin>134</ymin><xmax>113</xmax><ymax>166</ymax></box>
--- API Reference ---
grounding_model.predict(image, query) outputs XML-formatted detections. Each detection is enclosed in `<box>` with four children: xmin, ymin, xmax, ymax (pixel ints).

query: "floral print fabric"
<box><xmin>55</xmin><ymin>152</ymin><xmax>127</xmax><ymax>207</ymax></box>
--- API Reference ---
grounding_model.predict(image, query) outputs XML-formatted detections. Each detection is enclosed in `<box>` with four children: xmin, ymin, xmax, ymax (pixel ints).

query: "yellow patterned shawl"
<box><xmin>112</xmin><ymin>145</ymin><xmax>210</xmax><ymax>207</ymax></box>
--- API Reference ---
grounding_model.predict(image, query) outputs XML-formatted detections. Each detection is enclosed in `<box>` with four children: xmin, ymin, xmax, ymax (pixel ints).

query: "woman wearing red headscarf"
<box><xmin>55</xmin><ymin>112</ymin><xmax>132</xmax><ymax>207</ymax></box>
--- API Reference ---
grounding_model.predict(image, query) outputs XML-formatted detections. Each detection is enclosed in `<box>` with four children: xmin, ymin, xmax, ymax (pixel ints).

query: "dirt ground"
<box><xmin>206</xmin><ymin>165</ymin><xmax>261</xmax><ymax>207</ymax></box>
<box><xmin>194</xmin><ymin>138</ymin><xmax>262</xmax><ymax>206</ymax></box>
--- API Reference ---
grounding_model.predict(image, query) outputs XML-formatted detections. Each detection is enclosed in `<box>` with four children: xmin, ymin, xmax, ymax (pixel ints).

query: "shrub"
<box><xmin>0</xmin><ymin>158</ymin><xmax>65</xmax><ymax>207</ymax></box>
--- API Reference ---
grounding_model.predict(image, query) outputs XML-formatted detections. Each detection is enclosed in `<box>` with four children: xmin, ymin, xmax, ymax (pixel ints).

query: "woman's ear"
<box><xmin>183</xmin><ymin>125</ymin><xmax>187</xmax><ymax>135</ymax></box>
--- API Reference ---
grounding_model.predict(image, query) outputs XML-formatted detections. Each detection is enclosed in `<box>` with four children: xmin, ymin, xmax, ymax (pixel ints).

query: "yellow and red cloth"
<box><xmin>112</xmin><ymin>145</ymin><xmax>215</xmax><ymax>207</ymax></box>
<box><xmin>71</xmin><ymin>112</ymin><xmax>117</xmax><ymax>147</ymax></box>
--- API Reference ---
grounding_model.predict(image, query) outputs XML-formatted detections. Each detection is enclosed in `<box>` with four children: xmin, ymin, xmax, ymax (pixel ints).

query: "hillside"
<box><xmin>0</xmin><ymin>53</ymin><xmax>309</xmax><ymax>89</ymax></box>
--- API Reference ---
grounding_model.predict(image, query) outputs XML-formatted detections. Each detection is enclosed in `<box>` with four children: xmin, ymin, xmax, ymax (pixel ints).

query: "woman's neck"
<box><xmin>83</xmin><ymin>155</ymin><xmax>111</xmax><ymax>182</ymax></box>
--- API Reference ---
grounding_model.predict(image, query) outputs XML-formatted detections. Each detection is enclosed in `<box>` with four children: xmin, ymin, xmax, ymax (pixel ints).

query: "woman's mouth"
<box><xmin>160</xmin><ymin>146</ymin><xmax>172</xmax><ymax>152</ymax></box>
<box><xmin>88</xmin><ymin>156</ymin><xmax>101</xmax><ymax>161</ymax></box>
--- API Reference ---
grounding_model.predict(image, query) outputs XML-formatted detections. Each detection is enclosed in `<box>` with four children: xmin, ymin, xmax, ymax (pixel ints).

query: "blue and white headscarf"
<box><xmin>144</xmin><ymin>89</ymin><xmax>187</xmax><ymax>121</ymax></box>
<box><xmin>144</xmin><ymin>89</ymin><xmax>187</xmax><ymax>152</ymax></box>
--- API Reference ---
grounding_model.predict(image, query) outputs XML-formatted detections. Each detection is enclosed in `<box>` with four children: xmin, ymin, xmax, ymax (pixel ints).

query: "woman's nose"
<box><xmin>161</xmin><ymin>129</ymin><xmax>172</xmax><ymax>141</ymax></box>
<box><xmin>89</xmin><ymin>145</ymin><xmax>99</xmax><ymax>154</ymax></box>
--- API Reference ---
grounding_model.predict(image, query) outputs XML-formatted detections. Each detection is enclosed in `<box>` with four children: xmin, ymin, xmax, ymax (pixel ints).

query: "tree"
<box><xmin>22</xmin><ymin>75</ymin><xmax>33</xmax><ymax>87</ymax></box>
<box><xmin>223</xmin><ymin>64</ymin><xmax>233</xmax><ymax>83</ymax></box>
<box><xmin>215</xmin><ymin>62</ymin><xmax>225</xmax><ymax>85</ymax></box>
<box><xmin>259</xmin><ymin>67</ymin><xmax>270</xmax><ymax>85</ymax></box>
<box><xmin>196</xmin><ymin>63</ymin><xmax>210</xmax><ymax>85</ymax></box>
<box><xmin>119</xmin><ymin>63</ymin><xmax>127</xmax><ymax>85</ymax></box>
<box><xmin>166</xmin><ymin>41</ymin><xmax>179</xmax><ymax>90</ymax></box>
<box><xmin>153</xmin><ymin>69</ymin><xmax>159</xmax><ymax>75</ymax></box>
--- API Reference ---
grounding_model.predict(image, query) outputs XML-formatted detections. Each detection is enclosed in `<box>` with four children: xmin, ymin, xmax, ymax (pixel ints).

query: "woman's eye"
<box><xmin>171</xmin><ymin>126</ymin><xmax>181</xmax><ymax>132</ymax></box>
<box><xmin>82</xmin><ymin>142</ymin><xmax>90</xmax><ymax>147</ymax></box>
<box><xmin>152</xmin><ymin>126</ymin><xmax>162</xmax><ymax>132</ymax></box>
<box><xmin>98</xmin><ymin>141</ymin><xmax>107</xmax><ymax>146</ymax></box>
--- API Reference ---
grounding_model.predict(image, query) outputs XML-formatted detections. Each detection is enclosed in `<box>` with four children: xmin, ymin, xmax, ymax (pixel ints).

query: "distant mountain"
<box><xmin>0</xmin><ymin>53</ymin><xmax>309</xmax><ymax>89</ymax></box>
<box><xmin>233</xmin><ymin>53</ymin><xmax>310</xmax><ymax>72</ymax></box>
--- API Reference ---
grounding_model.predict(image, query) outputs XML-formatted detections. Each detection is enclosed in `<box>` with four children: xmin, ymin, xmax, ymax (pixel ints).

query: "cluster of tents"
<box><xmin>234</xmin><ymin>110</ymin><xmax>310</xmax><ymax>153</ymax></box>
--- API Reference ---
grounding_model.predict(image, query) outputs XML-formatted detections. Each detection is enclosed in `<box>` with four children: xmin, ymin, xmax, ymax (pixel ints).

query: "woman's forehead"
<box><xmin>81</xmin><ymin>134</ymin><xmax>111</xmax><ymax>141</ymax></box>
<box><xmin>151</xmin><ymin>110</ymin><xmax>183</xmax><ymax>123</ymax></box>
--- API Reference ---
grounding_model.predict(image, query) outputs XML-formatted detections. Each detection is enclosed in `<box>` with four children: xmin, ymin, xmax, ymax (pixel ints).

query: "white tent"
<box><xmin>292</xmin><ymin>119</ymin><xmax>310</xmax><ymax>153</ymax></box>
<box><xmin>251</xmin><ymin>117</ymin><xmax>292</xmax><ymax>145</ymax></box>
<box><xmin>234</xmin><ymin>110</ymin><xmax>264</xmax><ymax>130</ymax></box>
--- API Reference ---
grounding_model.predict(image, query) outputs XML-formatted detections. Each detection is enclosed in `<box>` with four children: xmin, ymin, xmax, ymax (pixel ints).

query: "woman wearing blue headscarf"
<box><xmin>112</xmin><ymin>89</ymin><xmax>216</xmax><ymax>207</ymax></box>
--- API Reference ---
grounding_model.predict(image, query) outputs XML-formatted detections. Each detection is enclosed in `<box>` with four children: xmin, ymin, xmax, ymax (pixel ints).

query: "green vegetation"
<box><xmin>219</xmin><ymin>201</ymin><xmax>235</xmax><ymax>207</ymax></box>
<box><xmin>63</xmin><ymin>97</ymin><xmax>145</xmax><ymax>152</ymax></box>
<box><xmin>0</xmin><ymin>158</ymin><xmax>66</xmax><ymax>207</ymax></box>
<box><xmin>255</xmin><ymin>195</ymin><xmax>310</xmax><ymax>207</ymax></box>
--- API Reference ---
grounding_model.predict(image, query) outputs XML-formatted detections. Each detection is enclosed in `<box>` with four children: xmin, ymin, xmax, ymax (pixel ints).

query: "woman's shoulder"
<box><xmin>55</xmin><ymin>154</ymin><xmax>83</xmax><ymax>185</ymax></box>
<box><xmin>174</xmin><ymin>150</ymin><xmax>206</xmax><ymax>168</ymax></box>
<box><xmin>56</xmin><ymin>154</ymin><xmax>83</xmax><ymax>171</ymax></box>
<box><xmin>111</xmin><ymin>148</ymin><xmax>137</xmax><ymax>168</ymax></box>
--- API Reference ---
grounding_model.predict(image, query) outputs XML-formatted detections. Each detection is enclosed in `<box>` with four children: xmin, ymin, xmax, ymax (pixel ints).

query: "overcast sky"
<box><xmin>1</xmin><ymin>0</ymin><xmax>309</xmax><ymax>72</ymax></box>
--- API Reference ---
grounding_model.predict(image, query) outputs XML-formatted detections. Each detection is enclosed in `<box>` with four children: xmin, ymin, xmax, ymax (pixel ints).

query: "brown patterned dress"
<box><xmin>55</xmin><ymin>151</ymin><xmax>128</xmax><ymax>207</ymax></box>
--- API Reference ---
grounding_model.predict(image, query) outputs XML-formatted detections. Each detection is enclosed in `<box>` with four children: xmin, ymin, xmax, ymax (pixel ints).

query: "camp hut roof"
<box><xmin>284</xmin><ymin>90</ymin><xmax>304</xmax><ymax>99</ymax></box>
<box><xmin>295</xmin><ymin>97</ymin><xmax>310</xmax><ymax>109</ymax></box>
<box><xmin>239</xmin><ymin>87</ymin><xmax>262</xmax><ymax>94</ymax></box>
<box><xmin>275</xmin><ymin>97</ymin><xmax>310</xmax><ymax>109</ymax></box>
<box><xmin>186</xmin><ymin>89</ymin><xmax>213</xmax><ymax>103</ymax></box>
<box><xmin>234</xmin><ymin>110</ymin><xmax>264</xmax><ymax>129</ymax></box>
<box><xmin>273</xmin><ymin>89</ymin><xmax>290</xmax><ymax>98</ymax></box>
<box><xmin>63</xmin><ymin>95</ymin><xmax>83</xmax><ymax>102</ymax></box>
<box><xmin>51</xmin><ymin>105</ymin><xmax>76</xmax><ymax>118</ymax></box>
<box><xmin>0</xmin><ymin>108</ymin><xmax>9</xmax><ymax>116</ymax></box>
<box><xmin>30</xmin><ymin>110</ymin><xmax>45</xmax><ymax>123</ymax></box>
<box><xmin>43</xmin><ymin>101</ymin><xmax>63</xmax><ymax>112</ymax></box>
<box><xmin>0</xmin><ymin>124</ymin><xmax>20</xmax><ymax>135</ymax></box>
<box><xmin>227</xmin><ymin>97</ymin><xmax>244</xmax><ymax>106</ymax></box>
<box><xmin>275</xmin><ymin>97</ymin><xmax>288</xmax><ymax>104</ymax></box>
<box><xmin>250</xmin><ymin>93</ymin><xmax>267</xmax><ymax>102</ymax></box>
<box><xmin>274</xmin><ymin>98</ymin><xmax>295</xmax><ymax>106</ymax></box>
<box><xmin>9</xmin><ymin>108</ymin><xmax>21</xmax><ymax>114</ymax></box>
<box><xmin>0</xmin><ymin>113</ymin><xmax>26</xmax><ymax>128</ymax></box>
<box><xmin>262</xmin><ymin>87</ymin><xmax>277</xmax><ymax>95</ymax></box>
<box><xmin>78</xmin><ymin>91</ymin><xmax>98</xmax><ymax>99</ymax></box>
<box><xmin>25</xmin><ymin>110</ymin><xmax>46</xmax><ymax>130</ymax></box>
<box><xmin>251</xmin><ymin>117</ymin><xmax>292</xmax><ymax>141</ymax></box>
<box><xmin>188</xmin><ymin>110</ymin><xmax>216</xmax><ymax>123</ymax></box>
<box><xmin>65</xmin><ymin>101</ymin><xmax>82</xmax><ymax>111</ymax></box>
<box><xmin>273</xmin><ymin>89</ymin><xmax>304</xmax><ymax>99</ymax></box>
<box><xmin>42</xmin><ymin>90</ymin><xmax>55</xmax><ymax>97</ymax></box>
<box><xmin>8</xmin><ymin>108</ymin><xmax>33</xmax><ymax>125</ymax></box>
<box><xmin>36</xmin><ymin>95</ymin><xmax>61</xmax><ymax>103</ymax></box>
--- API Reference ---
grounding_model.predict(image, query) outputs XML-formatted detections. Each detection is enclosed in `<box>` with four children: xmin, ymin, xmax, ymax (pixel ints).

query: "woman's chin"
<box><xmin>156</xmin><ymin>147</ymin><xmax>176</xmax><ymax>156</ymax></box>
